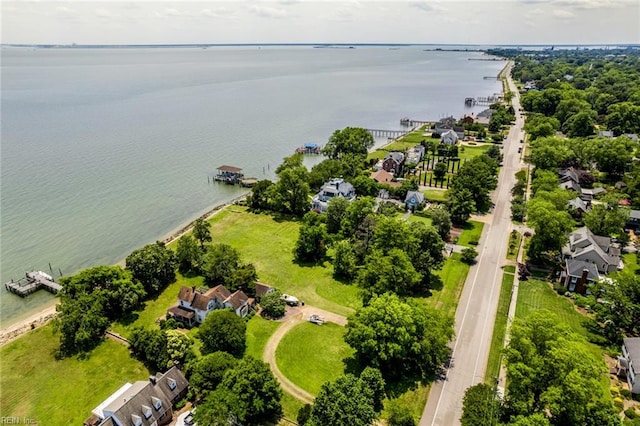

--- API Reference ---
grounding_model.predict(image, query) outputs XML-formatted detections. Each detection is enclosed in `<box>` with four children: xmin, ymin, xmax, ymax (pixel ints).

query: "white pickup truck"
<box><xmin>282</xmin><ymin>294</ymin><xmax>300</xmax><ymax>306</ymax></box>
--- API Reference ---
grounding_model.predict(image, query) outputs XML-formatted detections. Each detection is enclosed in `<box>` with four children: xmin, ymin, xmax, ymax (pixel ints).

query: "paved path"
<box><xmin>420</xmin><ymin>62</ymin><xmax>525</xmax><ymax>426</ymax></box>
<box><xmin>262</xmin><ymin>305</ymin><xmax>347</xmax><ymax>404</ymax></box>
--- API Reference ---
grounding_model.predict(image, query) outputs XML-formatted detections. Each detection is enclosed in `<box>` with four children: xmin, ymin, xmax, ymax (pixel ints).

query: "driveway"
<box><xmin>262</xmin><ymin>305</ymin><xmax>347</xmax><ymax>404</ymax></box>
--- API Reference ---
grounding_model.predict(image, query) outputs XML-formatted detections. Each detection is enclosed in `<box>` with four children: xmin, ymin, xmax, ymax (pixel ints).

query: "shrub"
<box><xmin>621</xmin><ymin>389</ymin><xmax>632</xmax><ymax>398</ymax></box>
<box><xmin>614</xmin><ymin>396</ymin><xmax>625</xmax><ymax>410</ymax></box>
<box><xmin>625</xmin><ymin>408</ymin><xmax>638</xmax><ymax>419</ymax></box>
<box><xmin>611</xmin><ymin>386</ymin><xmax>620</xmax><ymax>396</ymax></box>
<box><xmin>461</xmin><ymin>247</ymin><xmax>478</xmax><ymax>265</ymax></box>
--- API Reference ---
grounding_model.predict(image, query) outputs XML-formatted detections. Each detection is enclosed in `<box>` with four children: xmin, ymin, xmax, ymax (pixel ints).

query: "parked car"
<box><xmin>282</xmin><ymin>294</ymin><xmax>299</xmax><ymax>306</ymax></box>
<box><xmin>308</xmin><ymin>314</ymin><xmax>325</xmax><ymax>325</ymax></box>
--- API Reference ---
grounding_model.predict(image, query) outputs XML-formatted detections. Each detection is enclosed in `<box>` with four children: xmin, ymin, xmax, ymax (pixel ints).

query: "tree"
<box><xmin>448</xmin><ymin>188</ymin><xmax>476</xmax><ymax>225</ymax></box>
<box><xmin>591</xmin><ymin>272</ymin><xmax>640</xmax><ymax>336</ymax></box>
<box><xmin>322</xmin><ymin>127</ymin><xmax>375</xmax><ymax>160</ymax></box>
<box><xmin>195</xmin><ymin>357</ymin><xmax>283</xmax><ymax>426</ymax></box>
<box><xmin>461</xmin><ymin>247</ymin><xmax>478</xmax><ymax>264</ymax></box>
<box><xmin>461</xmin><ymin>383</ymin><xmax>500</xmax><ymax>426</ymax></box>
<box><xmin>308</xmin><ymin>159</ymin><xmax>345</xmax><ymax>189</ymax></box>
<box><xmin>344</xmin><ymin>293</ymin><xmax>454</xmax><ymax>378</ymax></box>
<box><xmin>260</xmin><ymin>289</ymin><xmax>287</xmax><ymax>319</ymax></box>
<box><xmin>186</xmin><ymin>351</ymin><xmax>237</xmax><ymax>400</ymax></box>
<box><xmin>449</xmin><ymin>156</ymin><xmax>498</xmax><ymax>213</ymax></box>
<box><xmin>294</xmin><ymin>213</ymin><xmax>328</xmax><ymax>262</ymax></box>
<box><xmin>54</xmin><ymin>265</ymin><xmax>145</xmax><ymax>354</ymax></box>
<box><xmin>407</xmin><ymin>222</ymin><xmax>445</xmax><ymax>289</ymax></box>
<box><xmin>528</xmin><ymin>137</ymin><xmax>575</xmax><ymax>170</ymax></box>
<box><xmin>434</xmin><ymin>161</ymin><xmax>448</xmax><ymax>182</ymax></box>
<box><xmin>129</xmin><ymin>327</ymin><xmax>192</xmax><ymax>371</ymax></box>
<box><xmin>275</xmin><ymin>153</ymin><xmax>304</xmax><ymax>175</ymax></box>
<box><xmin>564</xmin><ymin>111</ymin><xmax>595</xmax><ymax>137</ymax></box>
<box><xmin>126</xmin><ymin>241</ymin><xmax>177</xmax><ymax>296</ymax></box>
<box><xmin>352</xmin><ymin>175</ymin><xmax>380</xmax><ymax>197</ymax></box>
<box><xmin>525</xmin><ymin>198</ymin><xmax>573</xmax><ymax>260</ymax></box>
<box><xmin>165</xmin><ymin>329</ymin><xmax>195</xmax><ymax>368</ymax></box>
<box><xmin>504</xmin><ymin>311</ymin><xmax>610</xmax><ymax>425</ymax></box>
<box><xmin>176</xmin><ymin>234</ymin><xmax>202</xmax><ymax>273</ymax></box>
<box><xmin>325</xmin><ymin>196</ymin><xmax>350</xmax><ymax>234</ymax></box>
<box><xmin>307</xmin><ymin>374</ymin><xmax>376</xmax><ymax>426</ymax></box>
<box><xmin>198</xmin><ymin>309</ymin><xmax>247</xmax><ymax>357</ymax></box>
<box><xmin>201</xmin><ymin>243</ymin><xmax>244</xmax><ymax>287</ymax></box>
<box><xmin>297</xmin><ymin>404</ymin><xmax>312</xmax><ymax>426</ymax></box>
<box><xmin>269</xmin><ymin>166</ymin><xmax>310</xmax><ymax>216</ymax></box>
<box><xmin>332</xmin><ymin>239</ymin><xmax>358</xmax><ymax>280</ymax></box>
<box><xmin>583</xmin><ymin>194</ymin><xmax>629</xmax><ymax>241</ymax></box>
<box><xmin>192</xmin><ymin>218</ymin><xmax>212</xmax><ymax>249</ymax></box>
<box><xmin>592</xmin><ymin>136</ymin><xmax>634</xmax><ymax>178</ymax></box>
<box><xmin>359</xmin><ymin>367</ymin><xmax>386</xmax><ymax>413</ymax></box>
<box><xmin>247</xmin><ymin>179</ymin><xmax>274</xmax><ymax>210</ymax></box>
<box><xmin>357</xmin><ymin>249</ymin><xmax>421</xmax><ymax>301</ymax></box>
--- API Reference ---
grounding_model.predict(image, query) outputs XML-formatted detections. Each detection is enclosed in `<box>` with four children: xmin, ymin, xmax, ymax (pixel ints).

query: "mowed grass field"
<box><xmin>276</xmin><ymin>322</ymin><xmax>354</xmax><ymax>396</ymax></box>
<box><xmin>485</xmin><ymin>271</ymin><xmax>515</xmax><ymax>382</ymax></box>
<box><xmin>0</xmin><ymin>325</ymin><xmax>149</xmax><ymax>425</ymax></box>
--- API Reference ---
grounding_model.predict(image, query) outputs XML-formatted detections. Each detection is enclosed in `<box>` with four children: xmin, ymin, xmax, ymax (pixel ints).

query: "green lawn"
<box><xmin>459</xmin><ymin>143</ymin><xmax>491</xmax><ymax>160</ymax></box>
<box><xmin>456</xmin><ymin>220</ymin><xmax>484</xmax><ymax>247</ymax></box>
<box><xmin>422</xmin><ymin>189</ymin><xmax>447</xmax><ymax>202</ymax></box>
<box><xmin>420</xmin><ymin>253</ymin><xmax>470</xmax><ymax>316</ymax></box>
<box><xmin>0</xmin><ymin>325</ymin><xmax>149</xmax><ymax>425</ymax></box>
<box><xmin>407</xmin><ymin>214</ymin><xmax>433</xmax><ymax>226</ymax></box>
<box><xmin>276</xmin><ymin>322</ymin><xmax>354</xmax><ymax>396</ymax></box>
<box><xmin>280</xmin><ymin>392</ymin><xmax>305</xmax><ymax>424</ymax></box>
<box><xmin>208</xmin><ymin>208</ymin><xmax>360</xmax><ymax>317</ymax></box>
<box><xmin>246</xmin><ymin>315</ymin><xmax>283</xmax><ymax>360</ymax></box>
<box><xmin>485</xmin><ymin>272</ymin><xmax>515</xmax><ymax>382</ymax></box>
<box><xmin>622</xmin><ymin>252</ymin><xmax>639</xmax><ymax>275</ymax></box>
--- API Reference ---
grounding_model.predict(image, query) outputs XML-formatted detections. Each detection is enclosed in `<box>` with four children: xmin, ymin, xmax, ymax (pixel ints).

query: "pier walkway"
<box><xmin>5</xmin><ymin>271</ymin><xmax>62</xmax><ymax>297</ymax></box>
<box><xmin>365</xmin><ymin>128</ymin><xmax>409</xmax><ymax>138</ymax></box>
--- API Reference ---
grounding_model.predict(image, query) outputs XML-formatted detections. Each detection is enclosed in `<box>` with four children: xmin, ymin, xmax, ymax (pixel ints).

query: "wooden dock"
<box><xmin>464</xmin><ymin>95</ymin><xmax>502</xmax><ymax>106</ymax></box>
<box><xmin>5</xmin><ymin>271</ymin><xmax>62</xmax><ymax>297</ymax></box>
<box><xmin>400</xmin><ymin>118</ymin><xmax>432</xmax><ymax>127</ymax></box>
<box><xmin>365</xmin><ymin>128</ymin><xmax>409</xmax><ymax>138</ymax></box>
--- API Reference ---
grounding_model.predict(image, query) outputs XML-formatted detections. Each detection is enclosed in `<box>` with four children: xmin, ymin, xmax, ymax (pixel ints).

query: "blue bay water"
<box><xmin>0</xmin><ymin>46</ymin><xmax>505</xmax><ymax>326</ymax></box>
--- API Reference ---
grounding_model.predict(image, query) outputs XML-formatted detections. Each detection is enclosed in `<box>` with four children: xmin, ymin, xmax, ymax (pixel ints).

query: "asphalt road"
<box><xmin>420</xmin><ymin>62</ymin><xmax>525</xmax><ymax>426</ymax></box>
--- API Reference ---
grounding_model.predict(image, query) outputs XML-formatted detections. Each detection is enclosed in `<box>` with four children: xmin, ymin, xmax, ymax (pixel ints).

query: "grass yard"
<box><xmin>208</xmin><ymin>207</ymin><xmax>360</xmax><ymax>317</ymax></box>
<box><xmin>459</xmin><ymin>143</ymin><xmax>491</xmax><ymax>160</ymax></box>
<box><xmin>276</xmin><ymin>322</ymin><xmax>354</xmax><ymax>396</ymax></box>
<box><xmin>485</xmin><ymin>272</ymin><xmax>515</xmax><ymax>382</ymax></box>
<box><xmin>420</xmin><ymin>253</ymin><xmax>470</xmax><ymax>316</ymax></box>
<box><xmin>456</xmin><ymin>220</ymin><xmax>484</xmax><ymax>247</ymax></box>
<box><xmin>0</xmin><ymin>325</ymin><xmax>148</xmax><ymax>425</ymax></box>
<box><xmin>407</xmin><ymin>214</ymin><xmax>433</xmax><ymax>226</ymax></box>
<box><xmin>111</xmin><ymin>273</ymin><xmax>205</xmax><ymax>337</ymax></box>
<box><xmin>622</xmin><ymin>252</ymin><xmax>639</xmax><ymax>275</ymax></box>
<box><xmin>246</xmin><ymin>315</ymin><xmax>283</xmax><ymax>360</ymax></box>
<box><xmin>422</xmin><ymin>189</ymin><xmax>447</xmax><ymax>202</ymax></box>
<box><xmin>280</xmin><ymin>392</ymin><xmax>305</xmax><ymax>424</ymax></box>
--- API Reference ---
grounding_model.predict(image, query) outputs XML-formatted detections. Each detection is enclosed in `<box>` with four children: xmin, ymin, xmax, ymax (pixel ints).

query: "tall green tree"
<box><xmin>583</xmin><ymin>194</ymin><xmax>629</xmax><ymax>241</ymax></box>
<box><xmin>431</xmin><ymin>207</ymin><xmax>452</xmax><ymax>241</ymax></box>
<box><xmin>461</xmin><ymin>383</ymin><xmax>500</xmax><ymax>426</ymax></box>
<box><xmin>186</xmin><ymin>351</ymin><xmax>238</xmax><ymax>400</ymax></box>
<box><xmin>332</xmin><ymin>239</ymin><xmax>358</xmax><ymax>280</ymax></box>
<box><xmin>176</xmin><ymin>234</ymin><xmax>202</xmax><ymax>273</ymax></box>
<box><xmin>54</xmin><ymin>265</ymin><xmax>145</xmax><ymax>354</ymax></box>
<box><xmin>322</xmin><ymin>127</ymin><xmax>375</xmax><ymax>160</ymax></box>
<box><xmin>344</xmin><ymin>293</ymin><xmax>454</xmax><ymax>378</ymax></box>
<box><xmin>126</xmin><ymin>241</ymin><xmax>177</xmax><ymax>296</ymax></box>
<box><xmin>294</xmin><ymin>213</ymin><xmax>328</xmax><ymax>262</ymax></box>
<box><xmin>247</xmin><ymin>179</ymin><xmax>274</xmax><ymax>210</ymax></box>
<box><xmin>195</xmin><ymin>357</ymin><xmax>283</xmax><ymax>426</ymax></box>
<box><xmin>325</xmin><ymin>196</ymin><xmax>350</xmax><ymax>235</ymax></box>
<box><xmin>307</xmin><ymin>374</ymin><xmax>377</xmax><ymax>426</ymax></box>
<box><xmin>269</xmin><ymin>166</ymin><xmax>310</xmax><ymax>216</ymax></box>
<box><xmin>192</xmin><ymin>218</ymin><xmax>212</xmax><ymax>249</ymax></box>
<box><xmin>198</xmin><ymin>309</ymin><xmax>247</xmax><ymax>357</ymax></box>
<box><xmin>357</xmin><ymin>249</ymin><xmax>421</xmax><ymax>301</ymax></box>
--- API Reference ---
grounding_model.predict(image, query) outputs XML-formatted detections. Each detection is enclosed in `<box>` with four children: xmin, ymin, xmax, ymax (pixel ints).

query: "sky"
<box><xmin>2</xmin><ymin>0</ymin><xmax>639</xmax><ymax>45</ymax></box>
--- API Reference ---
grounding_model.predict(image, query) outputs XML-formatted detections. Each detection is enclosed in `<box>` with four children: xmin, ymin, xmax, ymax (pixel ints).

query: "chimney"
<box><xmin>581</xmin><ymin>268</ymin><xmax>589</xmax><ymax>282</ymax></box>
<box><xmin>149</xmin><ymin>375</ymin><xmax>156</xmax><ymax>384</ymax></box>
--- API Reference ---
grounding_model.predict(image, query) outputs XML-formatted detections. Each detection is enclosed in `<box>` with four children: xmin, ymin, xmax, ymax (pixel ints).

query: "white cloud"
<box><xmin>201</xmin><ymin>7</ymin><xmax>236</xmax><ymax>19</ymax></box>
<box><xmin>95</xmin><ymin>8</ymin><xmax>119</xmax><ymax>20</ymax></box>
<box><xmin>250</xmin><ymin>5</ymin><xmax>288</xmax><ymax>18</ymax></box>
<box><xmin>553</xmin><ymin>8</ymin><xmax>575</xmax><ymax>18</ymax></box>
<box><xmin>410</xmin><ymin>1</ymin><xmax>446</xmax><ymax>13</ymax></box>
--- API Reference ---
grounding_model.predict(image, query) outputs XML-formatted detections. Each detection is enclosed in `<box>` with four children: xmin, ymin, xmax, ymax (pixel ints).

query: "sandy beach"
<box><xmin>0</xmin><ymin>193</ymin><xmax>249</xmax><ymax>347</ymax></box>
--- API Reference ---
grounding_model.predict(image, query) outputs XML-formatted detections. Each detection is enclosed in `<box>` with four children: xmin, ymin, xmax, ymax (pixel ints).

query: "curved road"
<box><xmin>420</xmin><ymin>62</ymin><xmax>525</xmax><ymax>426</ymax></box>
<box><xmin>262</xmin><ymin>305</ymin><xmax>347</xmax><ymax>404</ymax></box>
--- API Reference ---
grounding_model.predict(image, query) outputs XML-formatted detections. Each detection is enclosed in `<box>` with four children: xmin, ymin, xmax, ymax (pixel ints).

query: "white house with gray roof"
<box><xmin>311</xmin><ymin>178</ymin><xmax>356</xmax><ymax>213</ymax></box>
<box><xmin>621</xmin><ymin>338</ymin><xmax>640</xmax><ymax>394</ymax></box>
<box><xmin>562</xmin><ymin>226</ymin><xmax>622</xmax><ymax>274</ymax></box>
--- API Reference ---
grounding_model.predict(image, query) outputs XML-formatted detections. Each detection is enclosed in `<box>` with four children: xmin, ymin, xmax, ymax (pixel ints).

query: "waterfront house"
<box><xmin>405</xmin><ymin>191</ymin><xmax>425</xmax><ymax>212</ymax></box>
<box><xmin>440</xmin><ymin>129</ymin><xmax>459</xmax><ymax>146</ymax></box>
<box><xmin>311</xmin><ymin>178</ymin><xmax>356</xmax><ymax>213</ymax></box>
<box><xmin>562</xmin><ymin>227</ymin><xmax>622</xmax><ymax>274</ymax></box>
<box><xmin>84</xmin><ymin>367</ymin><xmax>188</xmax><ymax>426</ymax></box>
<box><xmin>167</xmin><ymin>284</ymin><xmax>253</xmax><ymax>326</ymax></box>
<box><xmin>255</xmin><ymin>282</ymin><xmax>275</xmax><ymax>302</ymax></box>
<box><xmin>560</xmin><ymin>258</ymin><xmax>599</xmax><ymax>294</ymax></box>
<box><xmin>406</xmin><ymin>145</ymin><xmax>426</xmax><ymax>164</ymax></box>
<box><xmin>381</xmin><ymin>152</ymin><xmax>405</xmax><ymax>175</ymax></box>
<box><xmin>619</xmin><ymin>338</ymin><xmax>640</xmax><ymax>394</ymax></box>
<box><xmin>370</xmin><ymin>170</ymin><xmax>401</xmax><ymax>188</ymax></box>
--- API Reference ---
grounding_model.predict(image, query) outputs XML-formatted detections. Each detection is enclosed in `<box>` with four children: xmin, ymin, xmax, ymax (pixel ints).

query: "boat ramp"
<box><xmin>5</xmin><ymin>271</ymin><xmax>62</xmax><ymax>297</ymax></box>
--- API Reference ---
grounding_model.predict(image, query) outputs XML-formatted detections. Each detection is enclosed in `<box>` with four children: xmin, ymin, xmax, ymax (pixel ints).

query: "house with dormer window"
<box><xmin>84</xmin><ymin>367</ymin><xmax>188</xmax><ymax>426</ymax></box>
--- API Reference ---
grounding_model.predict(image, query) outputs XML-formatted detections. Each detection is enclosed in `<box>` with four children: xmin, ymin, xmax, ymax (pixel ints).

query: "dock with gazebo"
<box><xmin>295</xmin><ymin>143</ymin><xmax>322</xmax><ymax>155</ymax></box>
<box><xmin>214</xmin><ymin>165</ymin><xmax>245</xmax><ymax>184</ymax></box>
